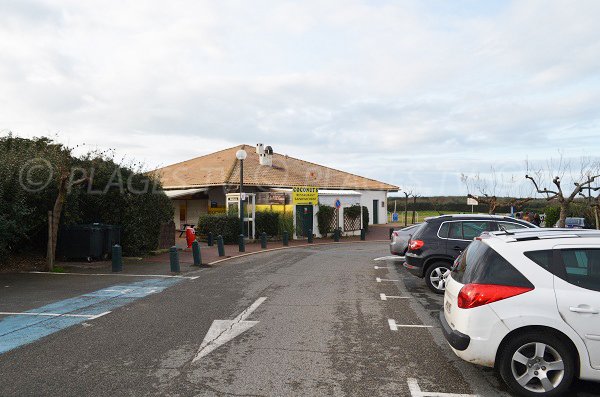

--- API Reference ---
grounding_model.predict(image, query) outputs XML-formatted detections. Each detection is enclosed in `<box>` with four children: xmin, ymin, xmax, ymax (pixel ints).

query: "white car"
<box><xmin>440</xmin><ymin>228</ymin><xmax>600</xmax><ymax>396</ymax></box>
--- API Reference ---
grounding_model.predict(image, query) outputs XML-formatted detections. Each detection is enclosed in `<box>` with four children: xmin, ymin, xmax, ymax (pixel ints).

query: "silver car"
<box><xmin>389</xmin><ymin>223</ymin><xmax>422</xmax><ymax>256</ymax></box>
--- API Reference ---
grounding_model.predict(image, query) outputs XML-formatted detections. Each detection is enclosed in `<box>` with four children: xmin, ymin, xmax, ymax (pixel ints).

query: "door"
<box><xmin>295</xmin><ymin>205</ymin><xmax>313</xmax><ymax>238</ymax></box>
<box><xmin>445</xmin><ymin>221</ymin><xmax>491</xmax><ymax>258</ymax></box>
<box><xmin>553</xmin><ymin>248</ymin><xmax>600</xmax><ymax>369</ymax></box>
<box><xmin>372</xmin><ymin>200</ymin><xmax>378</xmax><ymax>225</ymax></box>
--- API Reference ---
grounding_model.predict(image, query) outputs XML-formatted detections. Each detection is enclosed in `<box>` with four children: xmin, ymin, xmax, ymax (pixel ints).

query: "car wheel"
<box><xmin>424</xmin><ymin>262</ymin><xmax>451</xmax><ymax>294</ymax></box>
<box><xmin>498</xmin><ymin>332</ymin><xmax>574</xmax><ymax>397</ymax></box>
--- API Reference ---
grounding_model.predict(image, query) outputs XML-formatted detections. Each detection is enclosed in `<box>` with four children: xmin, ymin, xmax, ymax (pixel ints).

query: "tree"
<box><xmin>402</xmin><ymin>189</ymin><xmax>412</xmax><ymax>226</ymax></box>
<box><xmin>525</xmin><ymin>157</ymin><xmax>599</xmax><ymax>228</ymax></box>
<box><xmin>411</xmin><ymin>193</ymin><xmax>420</xmax><ymax>224</ymax></box>
<box><xmin>461</xmin><ymin>168</ymin><xmax>532</xmax><ymax>214</ymax></box>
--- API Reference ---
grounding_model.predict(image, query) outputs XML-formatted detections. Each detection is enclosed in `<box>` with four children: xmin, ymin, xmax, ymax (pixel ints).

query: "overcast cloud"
<box><xmin>1</xmin><ymin>0</ymin><xmax>599</xmax><ymax>195</ymax></box>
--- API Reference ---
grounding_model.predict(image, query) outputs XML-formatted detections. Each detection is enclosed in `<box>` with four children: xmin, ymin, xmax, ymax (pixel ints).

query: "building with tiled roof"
<box><xmin>153</xmin><ymin>144</ymin><xmax>399</xmax><ymax>236</ymax></box>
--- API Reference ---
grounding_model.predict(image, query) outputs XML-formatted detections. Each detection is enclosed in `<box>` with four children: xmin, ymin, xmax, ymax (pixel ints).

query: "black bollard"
<box><xmin>360</xmin><ymin>228</ymin><xmax>366</xmax><ymax>241</ymax></box>
<box><xmin>389</xmin><ymin>227</ymin><xmax>394</xmax><ymax>239</ymax></box>
<box><xmin>169</xmin><ymin>246</ymin><xmax>180</xmax><ymax>273</ymax></box>
<box><xmin>112</xmin><ymin>244</ymin><xmax>122</xmax><ymax>272</ymax></box>
<box><xmin>192</xmin><ymin>240</ymin><xmax>201</xmax><ymax>266</ymax></box>
<box><xmin>283</xmin><ymin>231</ymin><xmax>289</xmax><ymax>246</ymax></box>
<box><xmin>207</xmin><ymin>232</ymin><xmax>213</xmax><ymax>247</ymax></box>
<box><xmin>261</xmin><ymin>232</ymin><xmax>267</xmax><ymax>249</ymax></box>
<box><xmin>239</xmin><ymin>234</ymin><xmax>245</xmax><ymax>252</ymax></box>
<box><xmin>334</xmin><ymin>228</ymin><xmax>340</xmax><ymax>242</ymax></box>
<box><xmin>307</xmin><ymin>231</ymin><xmax>313</xmax><ymax>244</ymax></box>
<box><xmin>217</xmin><ymin>235</ymin><xmax>225</xmax><ymax>257</ymax></box>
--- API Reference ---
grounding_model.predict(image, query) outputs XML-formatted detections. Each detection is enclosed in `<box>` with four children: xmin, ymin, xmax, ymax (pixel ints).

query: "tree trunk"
<box><xmin>404</xmin><ymin>197</ymin><xmax>408</xmax><ymax>226</ymax></box>
<box><xmin>558</xmin><ymin>203</ymin><xmax>568</xmax><ymax>228</ymax></box>
<box><xmin>595</xmin><ymin>206</ymin><xmax>599</xmax><ymax>230</ymax></box>
<box><xmin>47</xmin><ymin>211</ymin><xmax>54</xmax><ymax>271</ymax></box>
<box><xmin>411</xmin><ymin>197</ymin><xmax>417</xmax><ymax>224</ymax></box>
<box><xmin>47</xmin><ymin>173</ymin><xmax>69</xmax><ymax>271</ymax></box>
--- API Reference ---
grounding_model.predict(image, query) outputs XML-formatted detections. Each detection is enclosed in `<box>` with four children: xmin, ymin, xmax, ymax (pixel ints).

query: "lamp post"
<box><xmin>236</xmin><ymin>149</ymin><xmax>247</xmax><ymax>239</ymax></box>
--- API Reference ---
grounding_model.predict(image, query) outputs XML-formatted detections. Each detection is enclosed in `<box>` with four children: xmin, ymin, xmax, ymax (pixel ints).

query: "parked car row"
<box><xmin>391</xmin><ymin>214</ymin><xmax>600</xmax><ymax>396</ymax></box>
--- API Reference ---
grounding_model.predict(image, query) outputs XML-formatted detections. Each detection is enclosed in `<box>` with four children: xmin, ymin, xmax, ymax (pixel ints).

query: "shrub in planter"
<box><xmin>362</xmin><ymin>206</ymin><xmax>369</xmax><ymax>232</ymax></box>
<box><xmin>256</xmin><ymin>211</ymin><xmax>279</xmax><ymax>237</ymax></box>
<box><xmin>197</xmin><ymin>214</ymin><xmax>239</xmax><ymax>243</ymax></box>
<box><xmin>316</xmin><ymin>205</ymin><xmax>335</xmax><ymax>237</ymax></box>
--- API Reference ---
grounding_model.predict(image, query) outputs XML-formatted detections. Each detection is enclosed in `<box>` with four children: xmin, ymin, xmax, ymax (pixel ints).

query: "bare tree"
<box><xmin>411</xmin><ymin>193</ymin><xmax>420</xmax><ymax>224</ymax></box>
<box><xmin>402</xmin><ymin>189</ymin><xmax>412</xmax><ymax>226</ymax></box>
<box><xmin>461</xmin><ymin>168</ymin><xmax>532</xmax><ymax>215</ymax></box>
<box><xmin>526</xmin><ymin>156</ymin><xmax>600</xmax><ymax>228</ymax></box>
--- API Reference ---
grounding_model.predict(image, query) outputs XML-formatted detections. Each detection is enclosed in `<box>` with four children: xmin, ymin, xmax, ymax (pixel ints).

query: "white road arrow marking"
<box><xmin>192</xmin><ymin>297</ymin><xmax>267</xmax><ymax>362</ymax></box>
<box><xmin>380</xmin><ymin>293</ymin><xmax>411</xmax><ymax>301</ymax></box>
<box><xmin>373</xmin><ymin>266</ymin><xmax>389</xmax><ymax>269</ymax></box>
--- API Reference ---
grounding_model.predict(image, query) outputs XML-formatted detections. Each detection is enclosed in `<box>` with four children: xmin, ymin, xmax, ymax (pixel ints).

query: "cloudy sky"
<box><xmin>1</xmin><ymin>0</ymin><xmax>599</xmax><ymax>195</ymax></box>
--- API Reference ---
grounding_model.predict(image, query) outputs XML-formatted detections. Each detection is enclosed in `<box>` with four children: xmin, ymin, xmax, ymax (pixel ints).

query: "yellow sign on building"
<box><xmin>292</xmin><ymin>186</ymin><xmax>319</xmax><ymax>205</ymax></box>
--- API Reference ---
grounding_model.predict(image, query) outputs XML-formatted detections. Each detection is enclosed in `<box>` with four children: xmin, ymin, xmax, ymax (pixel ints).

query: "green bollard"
<box><xmin>207</xmin><ymin>232</ymin><xmax>213</xmax><ymax>247</ymax></box>
<box><xmin>283</xmin><ymin>231</ymin><xmax>289</xmax><ymax>246</ymax></box>
<box><xmin>334</xmin><ymin>229</ymin><xmax>340</xmax><ymax>242</ymax></box>
<box><xmin>239</xmin><ymin>234</ymin><xmax>245</xmax><ymax>252</ymax></box>
<box><xmin>192</xmin><ymin>240</ymin><xmax>201</xmax><ymax>266</ymax></box>
<box><xmin>307</xmin><ymin>230</ymin><xmax>313</xmax><ymax>244</ymax></box>
<box><xmin>112</xmin><ymin>244</ymin><xmax>122</xmax><ymax>272</ymax></box>
<box><xmin>360</xmin><ymin>228</ymin><xmax>366</xmax><ymax>241</ymax></box>
<box><xmin>261</xmin><ymin>232</ymin><xmax>267</xmax><ymax>249</ymax></box>
<box><xmin>217</xmin><ymin>235</ymin><xmax>225</xmax><ymax>257</ymax></box>
<box><xmin>169</xmin><ymin>246</ymin><xmax>180</xmax><ymax>273</ymax></box>
<box><xmin>389</xmin><ymin>227</ymin><xmax>394</xmax><ymax>239</ymax></box>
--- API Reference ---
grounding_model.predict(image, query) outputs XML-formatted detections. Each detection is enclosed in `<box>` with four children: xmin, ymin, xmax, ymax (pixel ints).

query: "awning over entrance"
<box><xmin>163</xmin><ymin>188</ymin><xmax>209</xmax><ymax>199</ymax></box>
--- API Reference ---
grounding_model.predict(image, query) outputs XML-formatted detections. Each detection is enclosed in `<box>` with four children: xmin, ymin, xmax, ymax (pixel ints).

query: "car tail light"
<box><xmin>457</xmin><ymin>284</ymin><xmax>533</xmax><ymax>309</ymax></box>
<box><xmin>392</xmin><ymin>232</ymin><xmax>399</xmax><ymax>237</ymax></box>
<box><xmin>408</xmin><ymin>240</ymin><xmax>424</xmax><ymax>250</ymax></box>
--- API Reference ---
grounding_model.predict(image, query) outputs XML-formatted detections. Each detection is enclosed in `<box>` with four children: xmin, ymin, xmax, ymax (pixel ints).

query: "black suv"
<box><xmin>404</xmin><ymin>214</ymin><xmax>536</xmax><ymax>294</ymax></box>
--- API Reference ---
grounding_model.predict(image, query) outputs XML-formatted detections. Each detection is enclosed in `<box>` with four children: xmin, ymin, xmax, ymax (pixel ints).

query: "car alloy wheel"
<box><xmin>425</xmin><ymin>263</ymin><xmax>450</xmax><ymax>294</ymax></box>
<box><xmin>499</xmin><ymin>332</ymin><xmax>574</xmax><ymax>397</ymax></box>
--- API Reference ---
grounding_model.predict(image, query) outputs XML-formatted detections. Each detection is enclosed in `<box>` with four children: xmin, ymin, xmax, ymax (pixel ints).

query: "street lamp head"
<box><xmin>236</xmin><ymin>149</ymin><xmax>247</xmax><ymax>160</ymax></box>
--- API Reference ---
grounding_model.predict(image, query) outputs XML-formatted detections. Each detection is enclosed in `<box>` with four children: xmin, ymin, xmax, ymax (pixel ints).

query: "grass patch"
<box><xmin>51</xmin><ymin>266</ymin><xmax>66</xmax><ymax>273</ymax></box>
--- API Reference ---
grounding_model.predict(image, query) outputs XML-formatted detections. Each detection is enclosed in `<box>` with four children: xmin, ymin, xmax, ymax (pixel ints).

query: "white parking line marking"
<box><xmin>0</xmin><ymin>311</ymin><xmax>111</xmax><ymax>319</ymax></box>
<box><xmin>407</xmin><ymin>378</ymin><xmax>479</xmax><ymax>397</ymax></box>
<box><xmin>373</xmin><ymin>266</ymin><xmax>389</xmax><ymax>269</ymax></box>
<box><xmin>26</xmin><ymin>271</ymin><xmax>200</xmax><ymax>280</ymax></box>
<box><xmin>380</xmin><ymin>293</ymin><xmax>411</xmax><ymax>301</ymax></box>
<box><xmin>374</xmin><ymin>256</ymin><xmax>403</xmax><ymax>261</ymax></box>
<box><xmin>376</xmin><ymin>277</ymin><xmax>399</xmax><ymax>283</ymax></box>
<box><xmin>388</xmin><ymin>319</ymin><xmax>433</xmax><ymax>331</ymax></box>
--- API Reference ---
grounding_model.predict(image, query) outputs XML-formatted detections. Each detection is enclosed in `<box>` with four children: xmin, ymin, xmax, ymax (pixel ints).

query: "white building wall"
<box><xmin>358</xmin><ymin>190</ymin><xmax>389</xmax><ymax>225</ymax></box>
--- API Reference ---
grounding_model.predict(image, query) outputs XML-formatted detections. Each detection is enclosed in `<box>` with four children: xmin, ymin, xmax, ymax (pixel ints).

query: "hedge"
<box><xmin>256</xmin><ymin>211</ymin><xmax>279</xmax><ymax>237</ymax></box>
<box><xmin>316</xmin><ymin>205</ymin><xmax>335</xmax><ymax>237</ymax></box>
<box><xmin>196</xmin><ymin>214</ymin><xmax>239</xmax><ymax>243</ymax></box>
<box><xmin>362</xmin><ymin>206</ymin><xmax>369</xmax><ymax>232</ymax></box>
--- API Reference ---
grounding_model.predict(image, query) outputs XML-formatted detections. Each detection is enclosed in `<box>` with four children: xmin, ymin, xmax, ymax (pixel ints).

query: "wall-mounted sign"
<box><xmin>293</xmin><ymin>186</ymin><xmax>319</xmax><ymax>205</ymax></box>
<box><xmin>268</xmin><ymin>192</ymin><xmax>286</xmax><ymax>204</ymax></box>
<box><xmin>335</xmin><ymin>199</ymin><xmax>341</xmax><ymax>209</ymax></box>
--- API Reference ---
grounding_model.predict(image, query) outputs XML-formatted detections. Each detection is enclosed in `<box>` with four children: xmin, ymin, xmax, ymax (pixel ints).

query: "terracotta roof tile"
<box><xmin>154</xmin><ymin>144</ymin><xmax>398</xmax><ymax>191</ymax></box>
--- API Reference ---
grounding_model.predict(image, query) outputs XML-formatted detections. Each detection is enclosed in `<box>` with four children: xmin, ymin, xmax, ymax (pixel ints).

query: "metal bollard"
<box><xmin>283</xmin><ymin>231</ymin><xmax>289</xmax><ymax>246</ymax></box>
<box><xmin>239</xmin><ymin>234</ymin><xmax>245</xmax><ymax>252</ymax></box>
<box><xmin>389</xmin><ymin>227</ymin><xmax>394</xmax><ymax>239</ymax></box>
<box><xmin>307</xmin><ymin>231</ymin><xmax>313</xmax><ymax>244</ymax></box>
<box><xmin>207</xmin><ymin>232</ymin><xmax>214</xmax><ymax>247</ymax></box>
<box><xmin>261</xmin><ymin>232</ymin><xmax>267</xmax><ymax>249</ymax></box>
<box><xmin>334</xmin><ymin>229</ymin><xmax>340</xmax><ymax>242</ymax></box>
<box><xmin>169</xmin><ymin>246</ymin><xmax>180</xmax><ymax>273</ymax></box>
<box><xmin>112</xmin><ymin>244</ymin><xmax>122</xmax><ymax>272</ymax></box>
<box><xmin>360</xmin><ymin>228</ymin><xmax>366</xmax><ymax>241</ymax></box>
<box><xmin>192</xmin><ymin>240</ymin><xmax>201</xmax><ymax>266</ymax></box>
<box><xmin>217</xmin><ymin>235</ymin><xmax>225</xmax><ymax>257</ymax></box>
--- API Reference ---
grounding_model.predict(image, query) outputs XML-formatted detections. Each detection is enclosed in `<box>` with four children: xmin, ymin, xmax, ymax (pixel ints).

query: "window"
<box><xmin>438</xmin><ymin>222</ymin><xmax>450</xmax><ymax>238</ymax></box>
<box><xmin>524</xmin><ymin>250</ymin><xmax>553</xmax><ymax>271</ymax></box>
<box><xmin>462</xmin><ymin>221</ymin><xmax>491</xmax><ymax>240</ymax></box>
<box><xmin>557</xmin><ymin>249</ymin><xmax>600</xmax><ymax>292</ymax></box>
<box><xmin>452</xmin><ymin>240</ymin><xmax>533</xmax><ymax>287</ymax></box>
<box><xmin>448</xmin><ymin>222</ymin><xmax>463</xmax><ymax>239</ymax></box>
<box><xmin>498</xmin><ymin>221</ymin><xmax>528</xmax><ymax>231</ymax></box>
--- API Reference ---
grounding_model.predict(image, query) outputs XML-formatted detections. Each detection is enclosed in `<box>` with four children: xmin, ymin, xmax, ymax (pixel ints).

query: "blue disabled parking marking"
<box><xmin>0</xmin><ymin>277</ymin><xmax>183</xmax><ymax>354</ymax></box>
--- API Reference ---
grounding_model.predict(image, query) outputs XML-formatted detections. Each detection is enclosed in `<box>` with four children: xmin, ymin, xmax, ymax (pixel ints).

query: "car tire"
<box><xmin>424</xmin><ymin>262</ymin><xmax>451</xmax><ymax>294</ymax></box>
<box><xmin>498</xmin><ymin>331</ymin><xmax>575</xmax><ymax>397</ymax></box>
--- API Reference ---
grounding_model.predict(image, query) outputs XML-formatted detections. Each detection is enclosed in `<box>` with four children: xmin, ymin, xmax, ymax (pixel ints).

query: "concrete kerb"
<box><xmin>207</xmin><ymin>239</ymin><xmax>389</xmax><ymax>265</ymax></box>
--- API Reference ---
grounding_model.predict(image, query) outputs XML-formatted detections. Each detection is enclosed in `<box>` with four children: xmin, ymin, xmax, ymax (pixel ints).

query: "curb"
<box><xmin>207</xmin><ymin>239</ymin><xmax>389</xmax><ymax>265</ymax></box>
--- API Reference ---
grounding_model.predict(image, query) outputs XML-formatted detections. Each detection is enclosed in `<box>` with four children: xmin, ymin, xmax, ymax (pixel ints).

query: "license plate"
<box><xmin>445</xmin><ymin>301</ymin><xmax>452</xmax><ymax>314</ymax></box>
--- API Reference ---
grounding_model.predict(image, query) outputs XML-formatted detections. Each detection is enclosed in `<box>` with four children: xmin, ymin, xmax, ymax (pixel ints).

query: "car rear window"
<box><xmin>452</xmin><ymin>240</ymin><xmax>533</xmax><ymax>288</ymax></box>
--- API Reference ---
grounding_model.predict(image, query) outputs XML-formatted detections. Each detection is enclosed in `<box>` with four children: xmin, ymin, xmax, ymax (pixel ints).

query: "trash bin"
<box><xmin>57</xmin><ymin>223</ymin><xmax>121</xmax><ymax>261</ymax></box>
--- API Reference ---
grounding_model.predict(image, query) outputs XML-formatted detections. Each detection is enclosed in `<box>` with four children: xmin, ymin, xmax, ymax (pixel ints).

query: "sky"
<box><xmin>1</xmin><ymin>0</ymin><xmax>599</xmax><ymax>196</ymax></box>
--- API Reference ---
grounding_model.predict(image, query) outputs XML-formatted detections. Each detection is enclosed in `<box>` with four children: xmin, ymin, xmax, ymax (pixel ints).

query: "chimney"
<box><xmin>256</xmin><ymin>143</ymin><xmax>264</xmax><ymax>155</ymax></box>
<box><xmin>259</xmin><ymin>145</ymin><xmax>273</xmax><ymax>166</ymax></box>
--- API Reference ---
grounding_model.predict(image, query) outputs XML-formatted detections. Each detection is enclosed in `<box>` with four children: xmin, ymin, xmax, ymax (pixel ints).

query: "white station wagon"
<box><xmin>440</xmin><ymin>229</ymin><xmax>600</xmax><ymax>396</ymax></box>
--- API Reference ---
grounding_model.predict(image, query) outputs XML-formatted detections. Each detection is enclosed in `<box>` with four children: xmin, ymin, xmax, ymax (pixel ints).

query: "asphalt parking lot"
<box><xmin>0</xmin><ymin>242</ymin><xmax>597</xmax><ymax>396</ymax></box>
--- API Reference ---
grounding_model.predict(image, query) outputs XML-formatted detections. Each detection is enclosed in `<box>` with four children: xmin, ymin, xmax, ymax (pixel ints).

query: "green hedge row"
<box><xmin>196</xmin><ymin>214</ymin><xmax>239</xmax><ymax>243</ymax></box>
